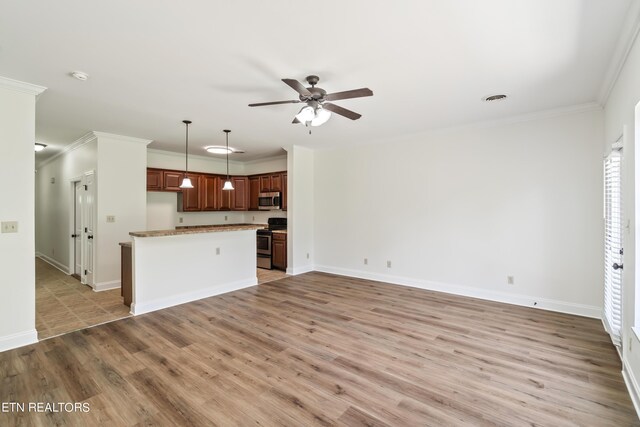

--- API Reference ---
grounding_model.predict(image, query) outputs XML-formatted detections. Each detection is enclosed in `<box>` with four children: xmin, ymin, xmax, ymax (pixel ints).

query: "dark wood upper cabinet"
<box><xmin>177</xmin><ymin>173</ymin><xmax>201</xmax><ymax>211</ymax></box>
<box><xmin>200</xmin><ymin>175</ymin><xmax>218</xmax><ymax>211</ymax></box>
<box><xmin>259</xmin><ymin>176</ymin><xmax>271</xmax><ymax>192</ymax></box>
<box><xmin>147</xmin><ymin>168</ymin><xmax>163</xmax><ymax>191</ymax></box>
<box><xmin>270</xmin><ymin>174</ymin><xmax>282</xmax><ymax>192</ymax></box>
<box><xmin>231</xmin><ymin>177</ymin><xmax>249</xmax><ymax>211</ymax></box>
<box><xmin>282</xmin><ymin>172</ymin><xmax>287</xmax><ymax>211</ymax></box>
<box><xmin>249</xmin><ymin>177</ymin><xmax>260</xmax><ymax>210</ymax></box>
<box><xmin>147</xmin><ymin>168</ymin><xmax>286</xmax><ymax>212</ymax></box>
<box><xmin>163</xmin><ymin>170</ymin><xmax>184</xmax><ymax>192</ymax></box>
<box><xmin>218</xmin><ymin>177</ymin><xmax>231</xmax><ymax>211</ymax></box>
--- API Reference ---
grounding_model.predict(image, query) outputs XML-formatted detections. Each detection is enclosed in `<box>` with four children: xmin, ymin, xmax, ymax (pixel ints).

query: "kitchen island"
<box><xmin>128</xmin><ymin>224</ymin><xmax>265</xmax><ymax>315</ymax></box>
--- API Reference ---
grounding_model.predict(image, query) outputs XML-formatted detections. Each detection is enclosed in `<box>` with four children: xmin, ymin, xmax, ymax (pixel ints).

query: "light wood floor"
<box><xmin>257</xmin><ymin>267</ymin><xmax>288</xmax><ymax>284</ymax></box>
<box><xmin>36</xmin><ymin>258</ymin><xmax>131</xmax><ymax>339</ymax></box>
<box><xmin>4</xmin><ymin>272</ymin><xmax>637</xmax><ymax>425</ymax></box>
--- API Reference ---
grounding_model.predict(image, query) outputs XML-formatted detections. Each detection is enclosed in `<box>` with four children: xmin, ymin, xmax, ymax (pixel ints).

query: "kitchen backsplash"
<box><xmin>146</xmin><ymin>192</ymin><xmax>286</xmax><ymax>231</ymax></box>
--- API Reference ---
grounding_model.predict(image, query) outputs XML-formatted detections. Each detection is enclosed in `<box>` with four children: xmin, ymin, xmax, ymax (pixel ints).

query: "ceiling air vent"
<box><xmin>482</xmin><ymin>94</ymin><xmax>507</xmax><ymax>102</ymax></box>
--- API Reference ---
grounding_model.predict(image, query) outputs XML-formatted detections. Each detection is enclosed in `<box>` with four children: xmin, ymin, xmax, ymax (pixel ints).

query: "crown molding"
<box><xmin>598</xmin><ymin>0</ymin><xmax>640</xmax><ymax>105</ymax></box>
<box><xmin>0</xmin><ymin>76</ymin><xmax>46</xmax><ymax>97</ymax></box>
<box><xmin>92</xmin><ymin>131</ymin><xmax>153</xmax><ymax>145</ymax></box>
<box><xmin>147</xmin><ymin>148</ymin><xmax>244</xmax><ymax>165</ymax></box>
<box><xmin>37</xmin><ymin>132</ymin><xmax>97</xmax><ymax>168</ymax></box>
<box><xmin>241</xmin><ymin>154</ymin><xmax>288</xmax><ymax>165</ymax></box>
<box><xmin>353</xmin><ymin>101</ymin><xmax>603</xmax><ymax>150</ymax></box>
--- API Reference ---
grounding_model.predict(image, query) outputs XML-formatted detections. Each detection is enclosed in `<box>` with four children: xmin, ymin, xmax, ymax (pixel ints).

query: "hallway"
<box><xmin>36</xmin><ymin>258</ymin><xmax>131</xmax><ymax>339</ymax></box>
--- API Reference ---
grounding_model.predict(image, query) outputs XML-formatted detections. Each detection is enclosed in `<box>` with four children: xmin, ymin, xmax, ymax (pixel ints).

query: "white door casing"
<box><xmin>82</xmin><ymin>171</ymin><xmax>95</xmax><ymax>286</ymax></box>
<box><xmin>74</xmin><ymin>181</ymin><xmax>83</xmax><ymax>277</ymax></box>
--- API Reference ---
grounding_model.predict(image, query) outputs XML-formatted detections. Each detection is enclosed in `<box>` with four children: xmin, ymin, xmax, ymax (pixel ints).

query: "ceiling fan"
<box><xmin>249</xmin><ymin>75</ymin><xmax>373</xmax><ymax>127</ymax></box>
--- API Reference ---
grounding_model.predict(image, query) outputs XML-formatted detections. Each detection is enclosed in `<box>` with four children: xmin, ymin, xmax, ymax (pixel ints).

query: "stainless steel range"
<box><xmin>257</xmin><ymin>217</ymin><xmax>287</xmax><ymax>269</ymax></box>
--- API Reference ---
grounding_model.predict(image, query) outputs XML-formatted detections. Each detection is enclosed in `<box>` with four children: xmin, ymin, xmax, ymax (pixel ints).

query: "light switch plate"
<box><xmin>1</xmin><ymin>221</ymin><xmax>18</xmax><ymax>233</ymax></box>
<box><xmin>106</xmin><ymin>215</ymin><xmax>116</xmax><ymax>223</ymax></box>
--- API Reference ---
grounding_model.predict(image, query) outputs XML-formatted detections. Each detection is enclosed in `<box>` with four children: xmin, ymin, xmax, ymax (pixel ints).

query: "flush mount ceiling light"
<box><xmin>482</xmin><ymin>94</ymin><xmax>507</xmax><ymax>102</ymax></box>
<box><xmin>34</xmin><ymin>143</ymin><xmax>47</xmax><ymax>152</ymax></box>
<box><xmin>179</xmin><ymin>120</ymin><xmax>194</xmax><ymax>189</ymax></box>
<box><xmin>222</xmin><ymin>130</ymin><xmax>234</xmax><ymax>191</ymax></box>
<box><xmin>204</xmin><ymin>145</ymin><xmax>245</xmax><ymax>155</ymax></box>
<box><xmin>70</xmin><ymin>71</ymin><xmax>89</xmax><ymax>81</ymax></box>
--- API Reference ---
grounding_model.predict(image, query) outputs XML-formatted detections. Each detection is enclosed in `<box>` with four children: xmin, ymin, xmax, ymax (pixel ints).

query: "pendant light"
<box><xmin>179</xmin><ymin>120</ymin><xmax>194</xmax><ymax>189</ymax></box>
<box><xmin>222</xmin><ymin>129</ymin><xmax>234</xmax><ymax>190</ymax></box>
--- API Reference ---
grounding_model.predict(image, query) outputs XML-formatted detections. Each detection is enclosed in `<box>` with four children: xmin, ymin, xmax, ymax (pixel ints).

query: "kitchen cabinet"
<box><xmin>272</xmin><ymin>233</ymin><xmax>287</xmax><ymax>271</ymax></box>
<box><xmin>163</xmin><ymin>170</ymin><xmax>184</xmax><ymax>192</ymax></box>
<box><xmin>260</xmin><ymin>176</ymin><xmax>271</xmax><ymax>192</ymax></box>
<box><xmin>119</xmin><ymin>242</ymin><xmax>132</xmax><ymax>307</ymax></box>
<box><xmin>270</xmin><ymin>174</ymin><xmax>282</xmax><ymax>192</ymax></box>
<box><xmin>177</xmin><ymin>173</ymin><xmax>201</xmax><ymax>211</ymax></box>
<box><xmin>231</xmin><ymin>177</ymin><xmax>249</xmax><ymax>211</ymax></box>
<box><xmin>146</xmin><ymin>168</ymin><xmax>163</xmax><ymax>191</ymax></box>
<box><xmin>249</xmin><ymin>177</ymin><xmax>260</xmax><ymax>210</ymax></box>
<box><xmin>201</xmin><ymin>174</ymin><xmax>218</xmax><ymax>211</ymax></box>
<box><xmin>282</xmin><ymin>173</ymin><xmax>287</xmax><ymax>211</ymax></box>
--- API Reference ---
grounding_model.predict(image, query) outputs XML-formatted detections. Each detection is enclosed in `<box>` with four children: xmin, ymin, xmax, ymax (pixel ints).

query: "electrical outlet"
<box><xmin>387</xmin><ymin>260</ymin><xmax>392</xmax><ymax>268</ymax></box>
<box><xmin>50</xmin><ymin>177</ymin><xmax>55</xmax><ymax>184</ymax></box>
<box><xmin>252</xmin><ymin>216</ymin><xmax>255</xmax><ymax>221</ymax></box>
<box><xmin>507</xmin><ymin>275</ymin><xmax>514</xmax><ymax>285</ymax></box>
<box><xmin>216</xmin><ymin>247</ymin><xmax>221</xmax><ymax>255</ymax></box>
<box><xmin>306</xmin><ymin>253</ymin><xmax>310</xmax><ymax>259</ymax></box>
<box><xmin>179</xmin><ymin>217</ymin><xmax>184</xmax><ymax>223</ymax></box>
<box><xmin>364</xmin><ymin>258</ymin><xmax>368</xmax><ymax>265</ymax></box>
<box><xmin>225</xmin><ymin>215</ymin><xmax>228</xmax><ymax>221</ymax></box>
<box><xmin>1</xmin><ymin>221</ymin><xmax>18</xmax><ymax>233</ymax></box>
<box><xmin>106</xmin><ymin>215</ymin><xmax>115</xmax><ymax>223</ymax></box>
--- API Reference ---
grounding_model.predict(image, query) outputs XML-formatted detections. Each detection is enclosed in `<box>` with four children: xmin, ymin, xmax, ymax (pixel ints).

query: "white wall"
<box><xmin>287</xmin><ymin>146</ymin><xmax>314</xmax><ymax>274</ymax></box>
<box><xmin>0</xmin><ymin>77</ymin><xmax>46</xmax><ymax>351</ymax></box>
<box><xmin>603</xmin><ymin>16</ymin><xmax>640</xmax><ymax>413</ymax></box>
<box><xmin>95</xmin><ymin>133</ymin><xmax>151</xmax><ymax>289</ymax></box>
<box><xmin>243</xmin><ymin>154</ymin><xmax>287</xmax><ymax>175</ymax></box>
<box><xmin>314</xmin><ymin>108</ymin><xmax>604</xmax><ymax>317</ymax></box>
<box><xmin>35</xmin><ymin>136</ymin><xmax>97</xmax><ymax>270</ymax></box>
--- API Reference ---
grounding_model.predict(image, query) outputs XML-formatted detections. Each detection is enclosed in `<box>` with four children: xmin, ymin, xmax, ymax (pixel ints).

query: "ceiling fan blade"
<box><xmin>248</xmin><ymin>100</ymin><xmax>300</xmax><ymax>107</ymax></box>
<box><xmin>292</xmin><ymin>117</ymin><xmax>301</xmax><ymax>124</ymax></box>
<box><xmin>324</xmin><ymin>88</ymin><xmax>373</xmax><ymax>101</ymax></box>
<box><xmin>323</xmin><ymin>103</ymin><xmax>362</xmax><ymax>120</ymax></box>
<box><xmin>282</xmin><ymin>78</ymin><xmax>312</xmax><ymax>97</ymax></box>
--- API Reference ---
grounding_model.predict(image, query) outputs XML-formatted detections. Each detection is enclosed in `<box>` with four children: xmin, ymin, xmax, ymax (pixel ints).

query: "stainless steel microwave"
<box><xmin>258</xmin><ymin>192</ymin><xmax>281</xmax><ymax>210</ymax></box>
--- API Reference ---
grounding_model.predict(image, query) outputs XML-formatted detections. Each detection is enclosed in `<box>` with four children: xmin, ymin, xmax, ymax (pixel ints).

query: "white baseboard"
<box><xmin>93</xmin><ymin>280</ymin><xmax>121</xmax><ymax>292</ymax></box>
<box><xmin>287</xmin><ymin>264</ymin><xmax>315</xmax><ymax>275</ymax></box>
<box><xmin>0</xmin><ymin>329</ymin><xmax>38</xmax><ymax>353</ymax></box>
<box><xmin>623</xmin><ymin>358</ymin><xmax>640</xmax><ymax>420</ymax></box>
<box><xmin>36</xmin><ymin>253</ymin><xmax>70</xmax><ymax>275</ymax></box>
<box><xmin>313</xmin><ymin>265</ymin><xmax>601</xmax><ymax>319</ymax></box>
<box><xmin>131</xmin><ymin>277</ymin><xmax>258</xmax><ymax>316</ymax></box>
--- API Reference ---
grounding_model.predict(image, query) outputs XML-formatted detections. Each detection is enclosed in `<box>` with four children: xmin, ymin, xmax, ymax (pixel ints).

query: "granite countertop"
<box><xmin>119</xmin><ymin>241</ymin><xmax>132</xmax><ymax>247</ymax></box>
<box><xmin>130</xmin><ymin>224</ymin><xmax>267</xmax><ymax>238</ymax></box>
<box><xmin>271</xmin><ymin>230</ymin><xmax>287</xmax><ymax>234</ymax></box>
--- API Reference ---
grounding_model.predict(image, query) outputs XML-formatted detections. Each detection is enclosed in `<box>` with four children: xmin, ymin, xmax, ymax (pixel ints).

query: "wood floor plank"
<box><xmin>0</xmin><ymin>271</ymin><xmax>637</xmax><ymax>425</ymax></box>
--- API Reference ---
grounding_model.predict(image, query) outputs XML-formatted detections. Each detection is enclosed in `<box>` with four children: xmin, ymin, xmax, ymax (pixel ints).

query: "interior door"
<box><xmin>74</xmin><ymin>181</ymin><xmax>83</xmax><ymax>277</ymax></box>
<box><xmin>82</xmin><ymin>171</ymin><xmax>95</xmax><ymax>286</ymax></box>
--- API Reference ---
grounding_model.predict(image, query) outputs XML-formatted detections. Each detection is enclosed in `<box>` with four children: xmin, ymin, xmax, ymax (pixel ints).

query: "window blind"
<box><xmin>603</xmin><ymin>150</ymin><xmax>622</xmax><ymax>346</ymax></box>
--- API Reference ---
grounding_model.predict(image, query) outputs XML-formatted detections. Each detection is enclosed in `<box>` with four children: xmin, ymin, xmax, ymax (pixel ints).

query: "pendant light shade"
<box><xmin>179</xmin><ymin>120</ymin><xmax>194</xmax><ymax>189</ymax></box>
<box><xmin>223</xmin><ymin>129</ymin><xmax>234</xmax><ymax>191</ymax></box>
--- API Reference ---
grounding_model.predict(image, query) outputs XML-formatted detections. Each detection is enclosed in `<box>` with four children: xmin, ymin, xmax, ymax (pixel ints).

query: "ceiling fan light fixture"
<box><xmin>311</xmin><ymin>107</ymin><xmax>331</xmax><ymax>127</ymax></box>
<box><xmin>295</xmin><ymin>105</ymin><xmax>315</xmax><ymax>123</ymax></box>
<box><xmin>34</xmin><ymin>142</ymin><xmax>47</xmax><ymax>152</ymax></box>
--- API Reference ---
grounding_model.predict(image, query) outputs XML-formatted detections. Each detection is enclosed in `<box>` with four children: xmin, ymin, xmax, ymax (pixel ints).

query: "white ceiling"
<box><xmin>0</xmin><ymin>0</ymin><xmax>634</xmax><ymax>163</ymax></box>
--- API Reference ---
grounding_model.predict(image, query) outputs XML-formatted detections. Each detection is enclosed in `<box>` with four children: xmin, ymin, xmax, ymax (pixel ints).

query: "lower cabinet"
<box><xmin>272</xmin><ymin>233</ymin><xmax>287</xmax><ymax>271</ymax></box>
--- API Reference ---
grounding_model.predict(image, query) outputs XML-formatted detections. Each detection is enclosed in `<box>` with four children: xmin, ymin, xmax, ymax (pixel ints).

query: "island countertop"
<box><xmin>129</xmin><ymin>223</ymin><xmax>267</xmax><ymax>238</ymax></box>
